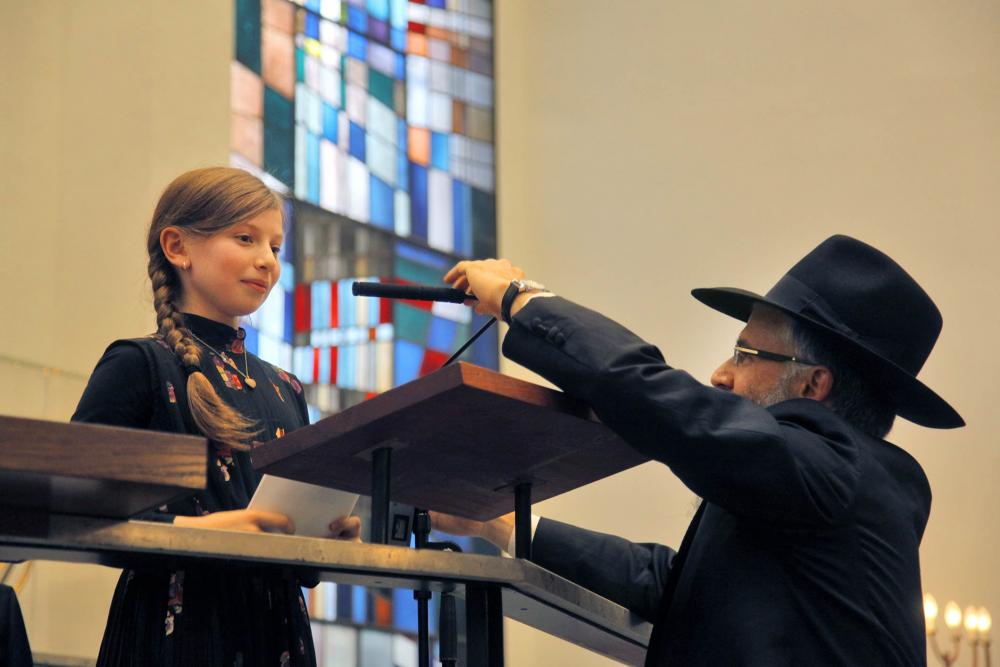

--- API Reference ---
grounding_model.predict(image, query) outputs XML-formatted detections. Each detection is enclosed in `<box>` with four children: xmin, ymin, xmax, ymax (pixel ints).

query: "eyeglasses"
<box><xmin>733</xmin><ymin>345</ymin><xmax>818</xmax><ymax>367</ymax></box>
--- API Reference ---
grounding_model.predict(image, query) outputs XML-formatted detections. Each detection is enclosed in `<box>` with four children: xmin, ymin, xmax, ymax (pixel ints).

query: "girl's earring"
<box><xmin>182</xmin><ymin>261</ymin><xmax>190</xmax><ymax>270</ymax></box>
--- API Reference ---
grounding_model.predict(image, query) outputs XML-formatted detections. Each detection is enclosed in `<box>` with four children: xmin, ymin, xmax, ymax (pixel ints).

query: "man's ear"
<box><xmin>160</xmin><ymin>227</ymin><xmax>189</xmax><ymax>270</ymax></box>
<box><xmin>800</xmin><ymin>366</ymin><xmax>834</xmax><ymax>402</ymax></box>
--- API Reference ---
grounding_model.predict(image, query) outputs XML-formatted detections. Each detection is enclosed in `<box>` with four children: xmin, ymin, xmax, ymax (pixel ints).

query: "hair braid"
<box><xmin>148</xmin><ymin>250</ymin><xmax>260</xmax><ymax>451</ymax></box>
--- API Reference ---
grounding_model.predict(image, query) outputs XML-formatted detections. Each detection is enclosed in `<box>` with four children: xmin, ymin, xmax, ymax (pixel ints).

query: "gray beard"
<box><xmin>751</xmin><ymin>374</ymin><xmax>801</xmax><ymax>408</ymax></box>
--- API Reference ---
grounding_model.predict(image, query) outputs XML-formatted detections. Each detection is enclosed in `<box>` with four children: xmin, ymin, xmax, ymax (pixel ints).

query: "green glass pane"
<box><xmin>394</xmin><ymin>303</ymin><xmax>431</xmax><ymax>343</ymax></box>
<box><xmin>394</xmin><ymin>257</ymin><xmax>442</xmax><ymax>286</ymax></box>
<box><xmin>235</xmin><ymin>0</ymin><xmax>262</xmax><ymax>74</ymax></box>
<box><xmin>296</xmin><ymin>47</ymin><xmax>306</xmax><ymax>83</ymax></box>
<box><xmin>368</xmin><ymin>69</ymin><xmax>395</xmax><ymax>110</ymax></box>
<box><xmin>264</xmin><ymin>85</ymin><xmax>294</xmax><ymax>186</ymax></box>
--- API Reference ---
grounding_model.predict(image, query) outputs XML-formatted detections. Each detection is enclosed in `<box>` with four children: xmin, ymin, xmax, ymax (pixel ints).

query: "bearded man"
<box><xmin>436</xmin><ymin>235</ymin><xmax>962</xmax><ymax>666</ymax></box>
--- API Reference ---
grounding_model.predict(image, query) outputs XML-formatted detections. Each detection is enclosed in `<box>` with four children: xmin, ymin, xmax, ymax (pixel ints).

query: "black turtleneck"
<box><xmin>72</xmin><ymin>313</ymin><xmax>243</xmax><ymax>429</ymax></box>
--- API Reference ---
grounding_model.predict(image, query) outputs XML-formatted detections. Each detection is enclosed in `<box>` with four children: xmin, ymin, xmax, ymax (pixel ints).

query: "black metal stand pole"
<box><xmin>414</xmin><ymin>588</ymin><xmax>432</xmax><ymax>667</ymax></box>
<box><xmin>439</xmin><ymin>591</ymin><xmax>458</xmax><ymax>666</ymax></box>
<box><xmin>370</xmin><ymin>447</ymin><xmax>391</xmax><ymax>544</ymax></box>
<box><xmin>413</xmin><ymin>509</ymin><xmax>432</xmax><ymax>667</ymax></box>
<box><xmin>466</xmin><ymin>584</ymin><xmax>504</xmax><ymax>666</ymax></box>
<box><xmin>514</xmin><ymin>481</ymin><xmax>532</xmax><ymax>559</ymax></box>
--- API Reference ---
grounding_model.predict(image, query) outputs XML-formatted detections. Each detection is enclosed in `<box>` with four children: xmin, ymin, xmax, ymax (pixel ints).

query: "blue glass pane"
<box><xmin>319</xmin><ymin>345</ymin><xmax>331</xmax><ymax>384</ymax></box>
<box><xmin>392</xmin><ymin>588</ymin><xmax>418</xmax><ymax>633</ymax></box>
<box><xmin>338</xmin><ymin>279</ymin><xmax>355</xmax><ymax>327</ymax></box>
<box><xmin>367</xmin><ymin>0</ymin><xmax>389</xmax><ymax>21</ymax></box>
<box><xmin>395</xmin><ymin>242</ymin><xmax>449</xmax><ymax>270</ymax></box>
<box><xmin>396</xmin><ymin>152</ymin><xmax>409</xmax><ymax>192</ymax></box>
<box><xmin>394</xmin><ymin>52</ymin><xmax>406</xmax><ymax>80</ymax></box>
<box><xmin>349</xmin><ymin>122</ymin><xmax>367</xmax><ymax>162</ymax></box>
<box><xmin>394</xmin><ymin>339</ymin><xmax>423</xmax><ymax>385</ymax></box>
<box><xmin>390</xmin><ymin>27</ymin><xmax>406</xmax><ymax>53</ymax></box>
<box><xmin>323</xmin><ymin>102</ymin><xmax>339</xmax><ymax>142</ymax></box>
<box><xmin>427</xmin><ymin>316</ymin><xmax>458</xmax><ymax>352</ymax></box>
<box><xmin>409</xmin><ymin>162</ymin><xmax>428</xmax><ymax>241</ymax></box>
<box><xmin>338</xmin><ymin>345</ymin><xmax>355</xmax><ymax>388</ymax></box>
<box><xmin>347</xmin><ymin>5</ymin><xmax>368</xmax><ymax>33</ymax></box>
<box><xmin>351</xmin><ymin>585</ymin><xmax>367</xmax><ymax>625</ymax></box>
<box><xmin>370</xmin><ymin>175</ymin><xmax>394</xmax><ymax>229</ymax></box>
<box><xmin>453</xmin><ymin>180</ymin><xmax>471</xmax><ymax>256</ymax></box>
<box><xmin>305</xmin><ymin>10</ymin><xmax>320</xmax><ymax>39</ymax></box>
<box><xmin>471</xmin><ymin>315</ymin><xmax>500</xmax><ymax>370</ymax></box>
<box><xmin>348</xmin><ymin>30</ymin><xmax>369</xmax><ymax>61</ymax></box>
<box><xmin>283</xmin><ymin>288</ymin><xmax>294</xmax><ymax>342</ymax></box>
<box><xmin>311</xmin><ymin>281</ymin><xmax>331</xmax><ymax>329</ymax></box>
<box><xmin>336</xmin><ymin>584</ymin><xmax>353</xmax><ymax>620</ymax></box>
<box><xmin>430</xmin><ymin>132</ymin><xmax>450</xmax><ymax>171</ymax></box>
<box><xmin>426</xmin><ymin>0</ymin><xmax>446</xmax><ymax>8</ymax></box>
<box><xmin>307</xmin><ymin>131</ymin><xmax>321</xmax><ymax>203</ymax></box>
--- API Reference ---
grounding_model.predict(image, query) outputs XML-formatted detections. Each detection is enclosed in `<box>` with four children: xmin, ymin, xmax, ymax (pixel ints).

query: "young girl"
<box><xmin>73</xmin><ymin>167</ymin><xmax>359</xmax><ymax>666</ymax></box>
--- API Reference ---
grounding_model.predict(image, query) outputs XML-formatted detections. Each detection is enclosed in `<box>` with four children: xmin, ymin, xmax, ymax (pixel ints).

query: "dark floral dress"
<box><xmin>73</xmin><ymin>314</ymin><xmax>316</xmax><ymax>666</ymax></box>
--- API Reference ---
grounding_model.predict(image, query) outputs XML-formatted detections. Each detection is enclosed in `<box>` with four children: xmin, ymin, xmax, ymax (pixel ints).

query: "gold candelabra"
<box><xmin>924</xmin><ymin>593</ymin><xmax>992</xmax><ymax>667</ymax></box>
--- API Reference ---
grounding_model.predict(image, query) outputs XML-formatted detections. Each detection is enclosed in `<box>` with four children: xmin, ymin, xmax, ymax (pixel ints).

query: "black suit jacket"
<box><xmin>504</xmin><ymin>297</ymin><xmax>930</xmax><ymax>666</ymax></box>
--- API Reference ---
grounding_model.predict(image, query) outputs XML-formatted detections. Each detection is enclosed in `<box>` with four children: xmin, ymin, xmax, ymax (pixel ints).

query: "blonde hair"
<box><xmin>146</xmin><ymin>167</ymin><xmax>282</xmax><ymax>450</ymax></box>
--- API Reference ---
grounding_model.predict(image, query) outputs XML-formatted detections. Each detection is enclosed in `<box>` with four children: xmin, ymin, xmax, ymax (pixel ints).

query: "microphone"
<box><xmin>351</xmin><ymin>282</ymin><xmax>476</xmax><ymax>303</ymax></box>
<box><xmin>352</xmin><ymin>281</ymin><xmax>493</xmax><ymax>367</ymax></box>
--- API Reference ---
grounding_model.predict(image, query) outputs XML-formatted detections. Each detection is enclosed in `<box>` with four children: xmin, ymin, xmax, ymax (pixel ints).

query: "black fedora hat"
<box><xmin>691</xmin><ymin>235</ymin><xmax>963</xmax><ymax>429</ymax></box>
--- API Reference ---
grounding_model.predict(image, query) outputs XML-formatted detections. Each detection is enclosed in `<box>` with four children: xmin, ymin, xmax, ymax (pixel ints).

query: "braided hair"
<box><xmin>146</xmin><ymin>167</ymin><xmax>282</xmax><ymax>450</ymax></box>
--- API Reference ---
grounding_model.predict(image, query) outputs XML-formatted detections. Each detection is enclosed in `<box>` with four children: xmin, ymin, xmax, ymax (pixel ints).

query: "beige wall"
<box><xmin>495</xmin><ymin>1</ymin><xmax>1000</xmax><ymax>665</ymax></box>
<box><xmin>0</xmin><ymin>0</ymin><xmax>231</xmax><ymax>658</ymax></box>
<box><xmin>2</xmin><ymin>0</ymin><xmax>998</xmax><ymax>664</ymax></box>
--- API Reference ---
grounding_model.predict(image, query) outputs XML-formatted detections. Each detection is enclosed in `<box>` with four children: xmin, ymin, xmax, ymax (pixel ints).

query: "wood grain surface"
<box><xmin>253</xmin><ymin>363</ymin><xmax>648</xmax><ymax>520</ymax></box>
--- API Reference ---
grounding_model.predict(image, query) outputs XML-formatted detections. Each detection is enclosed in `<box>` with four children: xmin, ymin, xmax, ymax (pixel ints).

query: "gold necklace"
<box><xmin>188</xmin><ymin>331</ymin><xmax>257</xmax><ymax>390</ymax></box>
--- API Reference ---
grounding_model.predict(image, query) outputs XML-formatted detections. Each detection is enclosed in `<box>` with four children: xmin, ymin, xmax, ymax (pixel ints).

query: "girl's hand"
<box><xmin>328</xmin><ymin>515</ymin><xmax>362</xmax><ymax>542</ymax></box>
<box><xmin>173</xmin><ymin>509</ymin><xmax>295</xmax><ymax>534</ymax></box>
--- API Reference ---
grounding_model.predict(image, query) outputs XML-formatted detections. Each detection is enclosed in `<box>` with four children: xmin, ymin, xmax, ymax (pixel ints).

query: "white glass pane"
<box><xmin>319</xmin><ymin>66</ymin><xmax>341</xmax><ymax>107</ymax></box>
<box><xmin>346</xmin><ymin>84</ymin><xmax>368</xmax><ymax>126</ymax></box>
<box><xmin>406</xmin><ymin>85</ymin><xmax>429</xmax><ymax>128</ymax></box>
<box><xmin>294</xmin><ymin>125</ymin><xmax>309</xmax><ymax>201</ymax></box>
<box><xmin>366</xmin><ymin>133</ymin><xmax>396</xmax><ymax>186</ymax></box>
<box><xmin>427</xmin><ymin>168</ymin><xmax>454</xmax><ymax>251</ymax></box>
<box><xmin>394</xmin><ymin>190</ymin><xmax>411</xmax><ymax>237</ymax></box>
<box><xmin>359</xmin><ymin>629</ymin><xmax>392</xmax><ymax>666</ymax></box>
<box><xmin>323</xmin><ymin>626</ymin><xmax>357</xmax><ymax>667</ymax></box>
<box><xmin>432</xmin><ymin>300</ymin><xmax>472</xmax><ymax>324</ymax></box>
<box><xmin>367</xmin><ymin>41</ymin><xmax>396</xmax><ymax>78</ymax></box>
<box><xmin>319</xmin><ymin>139</ymin><xmax>344</xmax><ymax>213</ymax></box>
<box><xmin>427</xmin><ymin>92</ymin><xmax>452</xmax><ymax>133</ymax></box>
<box><xmin>348</xmin><ymin>157</ymin><xmax>370</xmax><ymax>223</ymax></box>
<box><xmin>366</xmin><ymin>97</ymin><xmax>396</xmax><ymax>146</ymax></box>
<box><xmin>345</xmin><ymin>57</ymin><xmax>368</xmax><ymax>88</ymax></box>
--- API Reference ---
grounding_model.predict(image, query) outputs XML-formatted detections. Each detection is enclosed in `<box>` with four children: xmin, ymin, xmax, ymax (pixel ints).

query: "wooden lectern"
<box><xmin>0</xmin><ymin>415</ymin><xmax>206</xmax><ymax>522</ymax></box>
<box><xmin>252</xmin><ymin>361</ymin><xmax>649</xmax><ymax>545</ymax></box>
<box><xmin>253</xmin><ymin>362</ymin><xmax>650</xmax><ymax>665</ymax></box>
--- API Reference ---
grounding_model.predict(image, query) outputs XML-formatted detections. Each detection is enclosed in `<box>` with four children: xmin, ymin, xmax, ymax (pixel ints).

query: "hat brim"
<box><xmin>691</xmin><ymin>287</ymin><xmax>964</xmax><ymax>429</ymax></box>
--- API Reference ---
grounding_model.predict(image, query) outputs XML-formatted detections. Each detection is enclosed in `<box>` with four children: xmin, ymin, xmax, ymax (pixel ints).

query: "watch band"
<box><xmin>500</xmin><ymin>281</ymin><xmax>522</xmax><ymax>324</ymax></box>
<box><xmin>501</xmin><ymin>279</ymin><xmax>549</xmax><ymax>324</ymax></box>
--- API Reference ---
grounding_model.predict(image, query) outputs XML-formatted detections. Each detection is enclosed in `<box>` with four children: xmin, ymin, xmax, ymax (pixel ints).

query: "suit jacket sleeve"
<box><xmin>503</xmin><ymin>296</ymin><xmax>863</xmax><ymax>526</ymax></box>
<box><xmin>532</xmin><ymin>517</ymin><xmax>676</xmax><ymax>622</ymax></box>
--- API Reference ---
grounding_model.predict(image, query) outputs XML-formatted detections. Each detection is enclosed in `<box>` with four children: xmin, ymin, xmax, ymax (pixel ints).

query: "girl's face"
<box><xmin>177</xmin><ymin>207</ymin><xmax>284</xmax><ymax>327</ymax></box>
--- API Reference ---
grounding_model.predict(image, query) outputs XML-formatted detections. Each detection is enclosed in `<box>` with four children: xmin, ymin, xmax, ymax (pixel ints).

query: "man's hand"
<box><xmin>443</xmin><ymin>259</ymin><xmax>525</xmax><ymax>320</ymax></box>
<box><xmin>429</xmin><ymin>510</ymin><xmax>515</xmax><ymax>552</ymax></box>
<box><xmin>174</xmin><ymin>509</ymin><xmax>295</xmax><ymax>534</ymax></box>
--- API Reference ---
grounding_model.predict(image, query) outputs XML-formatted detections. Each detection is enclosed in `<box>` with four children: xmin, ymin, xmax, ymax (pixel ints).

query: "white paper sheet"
<box><xmin>249</xmin><ymin>474</ymin><xmax>359</xmax><ymax>538</ymax></box>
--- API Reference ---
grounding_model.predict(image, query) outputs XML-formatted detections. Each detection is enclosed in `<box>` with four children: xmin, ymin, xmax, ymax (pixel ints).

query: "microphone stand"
<box><xmin>353</xmin><ymin>281</ymin><xmax>496</xmax><ymax>665</ymax></box>
<box><xmin>413</xmin><ymin>509</ymin><xmax>463</xmax><ymax>667</ymax></box>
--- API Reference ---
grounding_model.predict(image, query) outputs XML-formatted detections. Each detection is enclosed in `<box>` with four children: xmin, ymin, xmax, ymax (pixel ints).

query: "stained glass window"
<box><xmin>232</xmin><ymin>0</ymin><xmax>496</xmax><ymax>661</ymax></box>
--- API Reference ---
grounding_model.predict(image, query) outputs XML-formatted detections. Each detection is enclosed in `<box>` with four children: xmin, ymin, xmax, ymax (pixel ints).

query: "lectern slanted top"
<box><xmin>251</xmin><ymin>362</ymin><xmax>648</xmax><ymax>521</ymax></box>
